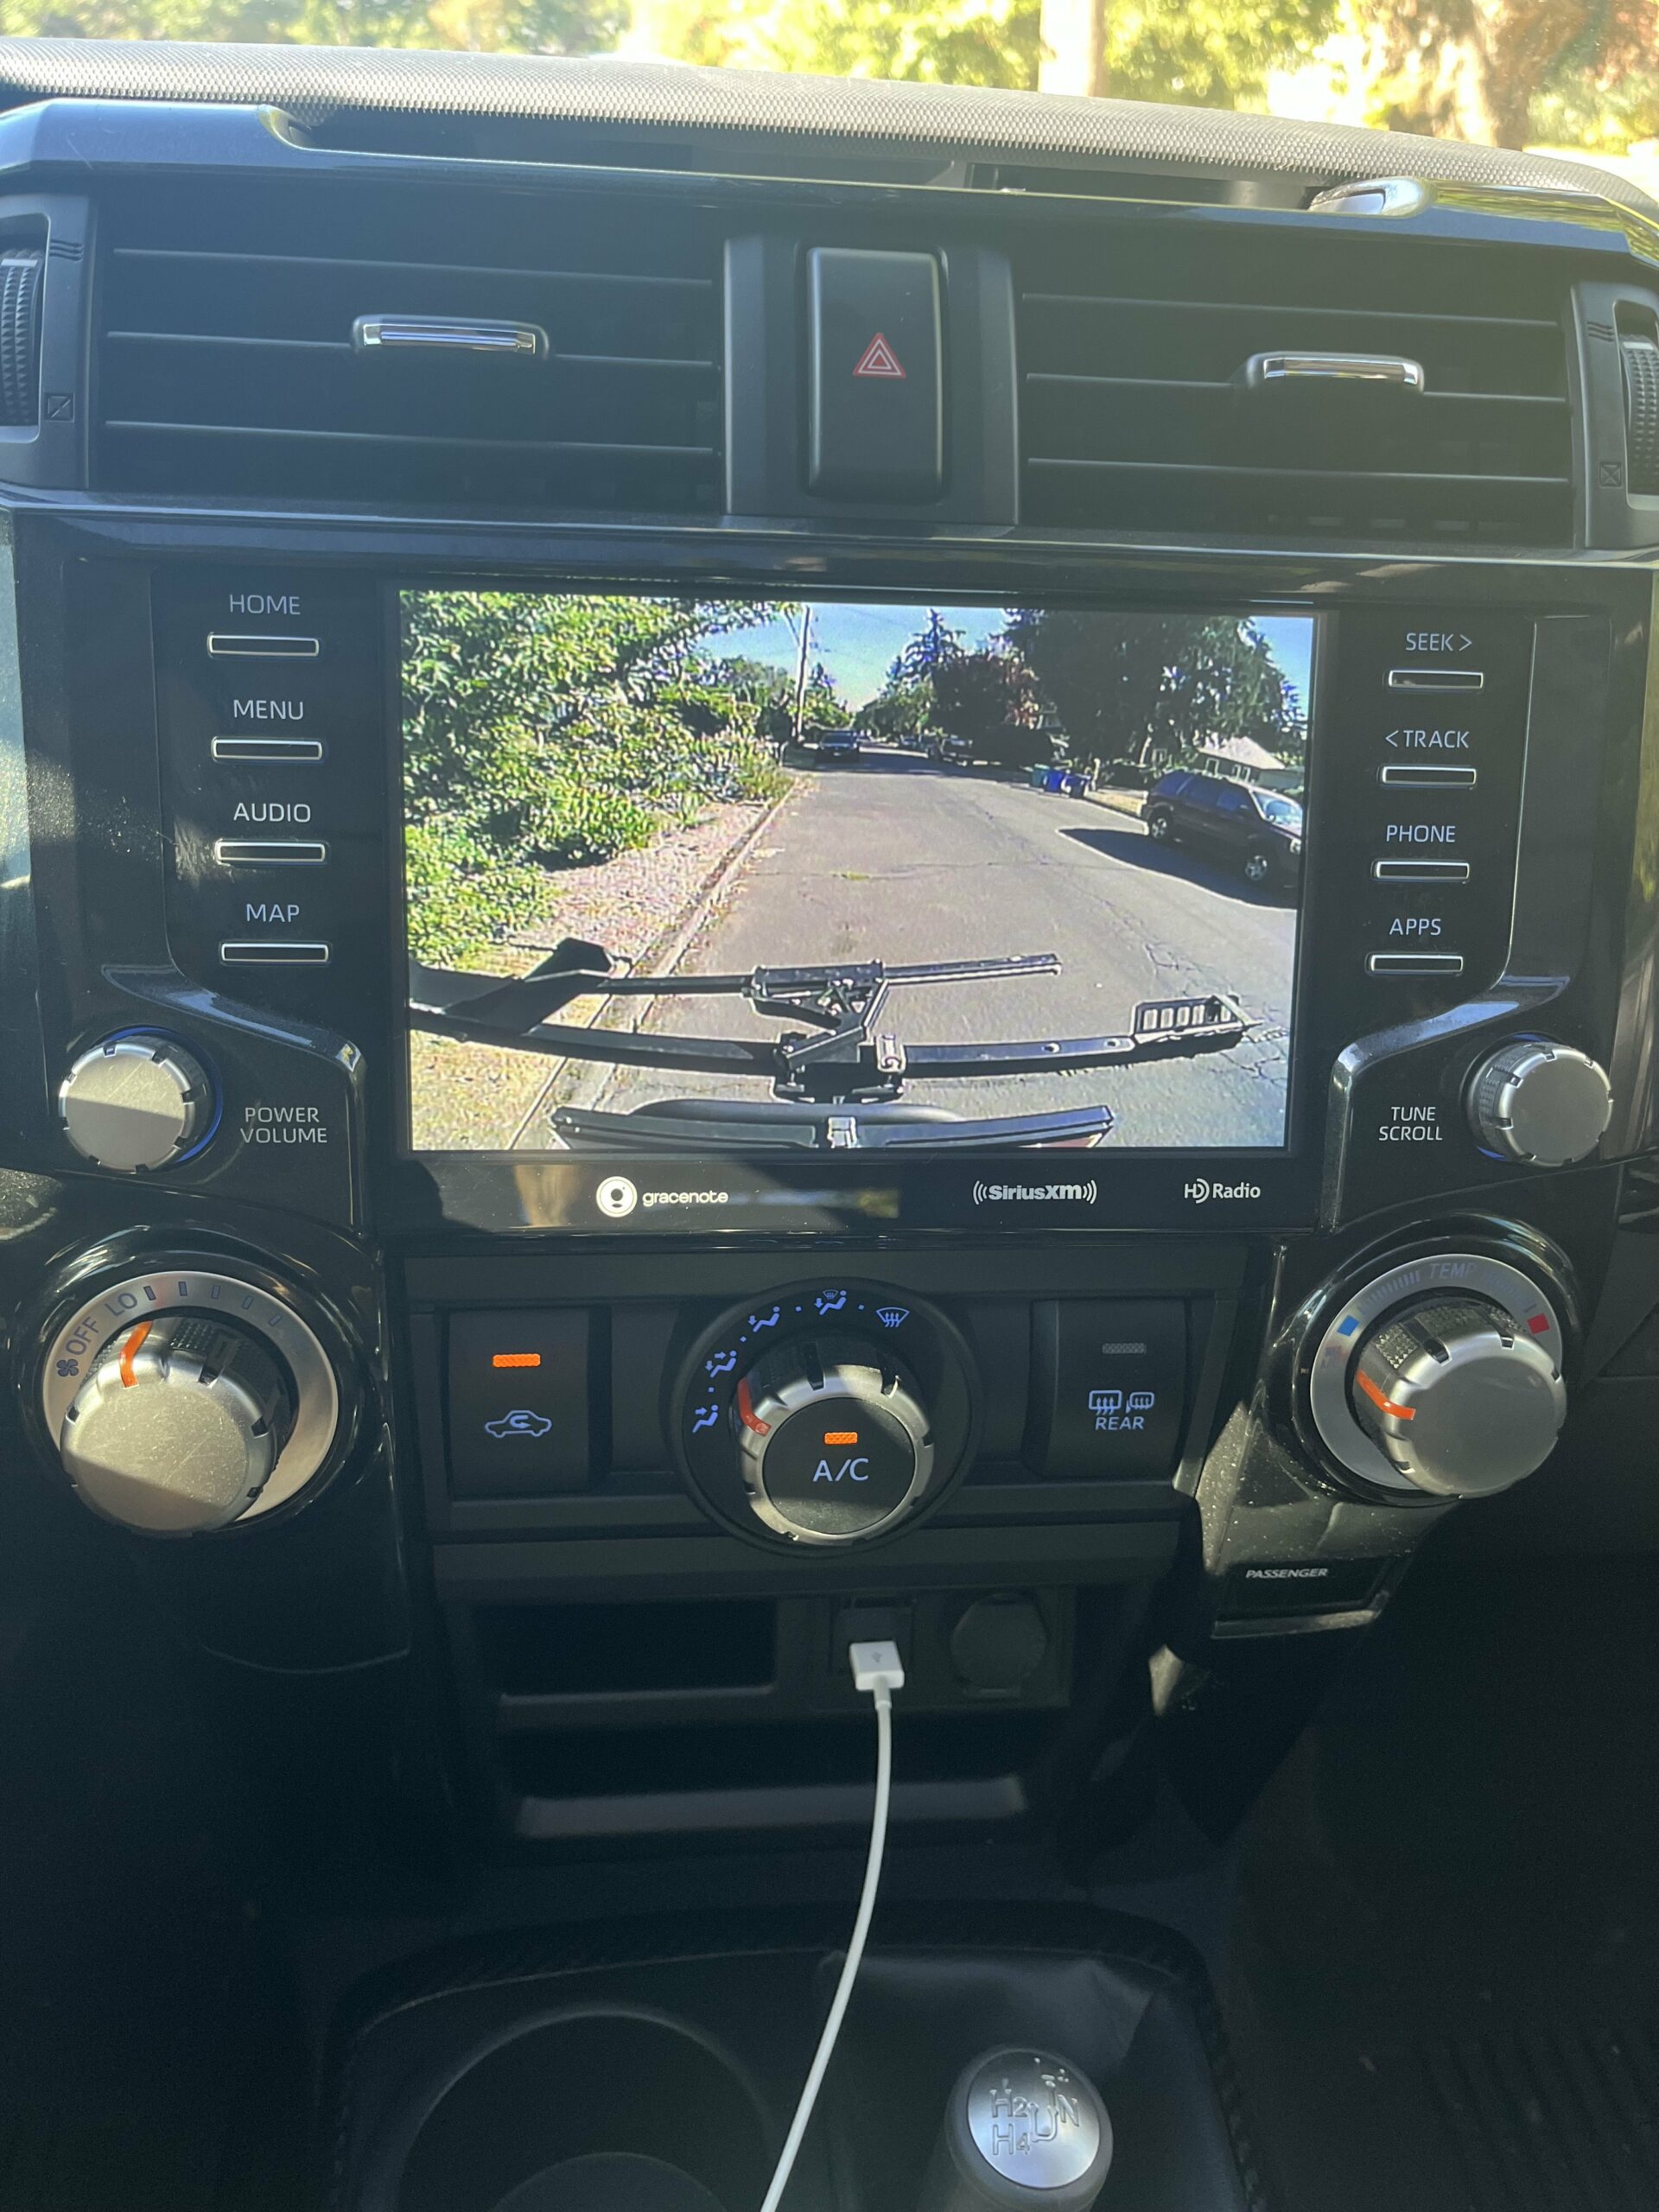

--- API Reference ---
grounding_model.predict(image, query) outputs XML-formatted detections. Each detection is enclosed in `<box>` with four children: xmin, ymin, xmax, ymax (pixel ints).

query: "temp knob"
<box><xmin>734</xmin><ymin>1335</ymin><xmax>934</xmax><ymax>1544</ymax></box>
<box><xmin>1469</xmin><ymin>1040</ymin><xmax>1611</xmax><ymax>1168</ymax></box>
<box><xmin>59</xmin><ymin>1313</ymin><xmax>295</xmax><ymax>1534</ymax></box>
<box><xmin>1349</xmin><ymin>1294</ymin><xmax>1566</xmax><ymax>1498</ymax></box>
<box><xmin>59</xmin><ymin>1033</ymin><xmax>214</xmax><ymax>1173</ymax></box>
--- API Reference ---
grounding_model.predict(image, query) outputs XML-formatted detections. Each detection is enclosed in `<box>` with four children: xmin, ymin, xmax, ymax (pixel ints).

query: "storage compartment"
<box><xmin>474</xmin><ymin>1600</ymin><xmax>778</xmax><ymax>1697</ymax></box>
<box><xmin>506</xmin><ymin>1707</ymin><xmax>1052</xmax><ymax>1814</ymax></box>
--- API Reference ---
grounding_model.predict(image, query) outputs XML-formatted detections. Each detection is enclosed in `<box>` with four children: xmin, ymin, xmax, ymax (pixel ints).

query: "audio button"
<box><xmin>213</xmin><ymin>840</ymin><xmax>328</xmax><ymax>866</ymax></box>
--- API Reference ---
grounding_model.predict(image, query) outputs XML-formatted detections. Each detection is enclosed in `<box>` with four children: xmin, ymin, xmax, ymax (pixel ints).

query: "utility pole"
<box><xmin>1039</xmin><ymin>0</ymin><xmax>1101</xmax><ymax>95</ymax></box>
<box><xmin>791</xmin><ymin>605</ymin><xmax>813</xmax><ymax>747</ymax></box>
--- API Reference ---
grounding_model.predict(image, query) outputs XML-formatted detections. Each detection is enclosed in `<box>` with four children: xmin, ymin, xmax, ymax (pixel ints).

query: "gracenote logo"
<box><xmin>595</xmin><ymin>1175</ymin><xmax>639</xmax><ymax>1218</ymax></box>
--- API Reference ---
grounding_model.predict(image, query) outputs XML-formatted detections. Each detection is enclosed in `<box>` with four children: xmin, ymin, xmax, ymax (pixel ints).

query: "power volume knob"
<box><xmin>1469</xmin><ymin>1040</ymin><xmax>1611</xmax><ymax>1168</ymax></box>
<box><xmin>59</xmin><ymin>1033</ymin><xmax>214</xmax><ymax>1173</ymax></box>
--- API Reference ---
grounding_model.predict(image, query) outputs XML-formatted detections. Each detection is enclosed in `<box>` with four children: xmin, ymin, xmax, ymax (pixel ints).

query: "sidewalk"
<box><xmin>408</xmin><ymin>782</ymin><xmax>795</xmax><ymax>1151</ymax></box>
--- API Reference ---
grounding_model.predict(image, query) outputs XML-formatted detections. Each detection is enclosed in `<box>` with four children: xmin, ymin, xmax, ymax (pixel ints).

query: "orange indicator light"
<box><xmin>823</xmin><ymin>1431</ymin><xmax>859</xmax><ymax>1446</ymax></box>
<box><xmin>492</xmin><ymin>1352</ymin><xmax>542</xmax><ymax>1369</ymax></box>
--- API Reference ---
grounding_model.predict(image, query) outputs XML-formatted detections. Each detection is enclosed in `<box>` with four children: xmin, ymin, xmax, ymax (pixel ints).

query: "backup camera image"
<box><xmin>402</xmin><ymin>593</ymin><xmax>1312</xmax><ymax>1155</ymax></box>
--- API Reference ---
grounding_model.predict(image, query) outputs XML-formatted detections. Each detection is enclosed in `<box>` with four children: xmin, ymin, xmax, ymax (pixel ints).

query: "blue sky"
<box><xmin>714</xmin><ymin>601</ymin><xmax>1315</xmax><ymax>720</ymax></box>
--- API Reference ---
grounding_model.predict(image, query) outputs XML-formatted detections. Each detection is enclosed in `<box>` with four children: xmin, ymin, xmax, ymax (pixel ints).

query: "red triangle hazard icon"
<box><xmin>853</xmin><ymin>333</ymin><xmax>906</xmax><ymax>380</ymax></box>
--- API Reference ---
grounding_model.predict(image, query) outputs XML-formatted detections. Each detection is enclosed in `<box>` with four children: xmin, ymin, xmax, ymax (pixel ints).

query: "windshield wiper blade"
<box><xmin>409</xmin><ymin>944</ymin><xmax>1249</xmax><ymax>1103</ymax></box>
<box><xmin>549</xmin><ymin>1103</ymin><xmax>1116</xmax><ymax>1152</ymax></box>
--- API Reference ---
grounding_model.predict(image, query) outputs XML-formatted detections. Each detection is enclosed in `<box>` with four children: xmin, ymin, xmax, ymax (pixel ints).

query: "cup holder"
<box><xmin>391</xmin><ymin>2008</ymin><xmax>773</xmax><ymax>2212</ymax></box>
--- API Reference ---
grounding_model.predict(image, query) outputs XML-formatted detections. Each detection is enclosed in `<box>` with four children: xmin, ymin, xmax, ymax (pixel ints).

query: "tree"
<box><xmin>931</xmin><ymin>649</ymin><xmax>1046</xmax><ymax>766</ymax></box>
<box><xmin>3</xmin><ymin>0</ymin><xmax>625</xmax><ymax>53</ymax></box>
<box><xmin>888</xmin><ymin>609</ymin><xmax>968</xmax><ymax>687</ymax></box>
<box><xmin>402</xmin><ymin>592</ymin><xmax>789</xmax><ymax>963</ymax></box>
<box><xmin>1342</xmin><ymin>0</ymin><xmax>1659</xmax><ymax>149</ymax></box>
<box><xmin>800</xmin><ymin>659</ymin><xmax>849</xmax><ymax>729</ymax></box>
<box><xmin>1005</xmin><ymin>611</ymin><xmax>1303</xmax><ymax>774</ymax></box>
<box><xmin>634</xmin><ymin>0</ymin><xmax>1041</xmax><ymax>88</ymax></box>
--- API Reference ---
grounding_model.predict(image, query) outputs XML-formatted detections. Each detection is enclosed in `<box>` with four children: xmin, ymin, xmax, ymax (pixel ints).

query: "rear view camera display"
<box><xmin>402</xmin><ymin>593</ymin><xmax>1313</xmax><ymax>1155</ymax></box>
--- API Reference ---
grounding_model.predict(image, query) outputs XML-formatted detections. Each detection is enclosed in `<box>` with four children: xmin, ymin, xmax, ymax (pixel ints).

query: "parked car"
<box><xmin>927</xmin><ymin>732</ymin><xmax>973</xmax><ymax>766</ymax></box>
<box><xmin>814</xmin><ymin>727</ymin><xmax>860</xmax><ymax>761</ymax></box>
<box><xmin>1142</xmin><ymin>771</ymin><xmax>1303</xmax><ymax>889</ymax></box>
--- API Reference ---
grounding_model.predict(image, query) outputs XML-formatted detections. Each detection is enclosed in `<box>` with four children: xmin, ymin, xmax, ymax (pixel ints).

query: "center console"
<box><xmin>1</xmin><ymin>518</ymin><xmax>1653</xmax><ymax>1848</ymax></box>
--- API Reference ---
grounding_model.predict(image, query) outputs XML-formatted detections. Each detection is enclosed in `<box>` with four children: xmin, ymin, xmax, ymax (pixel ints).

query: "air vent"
<box><xmin>1018</xmin><ymin>227</ymin><xmax>1574</xmax><ymax>543</ymax></box>
<box><xmin>94</xmin><ymin>181</ymin><xmax>721</xmax><ymax>515</ymax></box>
<box><xmin>0</xmin><ymin>247</ymin><xmax>43</xmax><ymax>425</ymax></box>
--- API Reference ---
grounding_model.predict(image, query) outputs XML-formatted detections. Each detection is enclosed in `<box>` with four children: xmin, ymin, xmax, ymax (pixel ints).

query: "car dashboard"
<box><xmin>1</xmin><ymin>39</ymin><xmax>1658</xmax><ymax>2212</ymax></box>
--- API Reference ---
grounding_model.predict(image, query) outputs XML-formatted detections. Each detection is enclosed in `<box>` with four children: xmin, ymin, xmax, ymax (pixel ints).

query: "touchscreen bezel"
<box><xmin>386</xmin><ymin>575</ymin><xmax>1331</xmax><ymax>1238</ymax></box>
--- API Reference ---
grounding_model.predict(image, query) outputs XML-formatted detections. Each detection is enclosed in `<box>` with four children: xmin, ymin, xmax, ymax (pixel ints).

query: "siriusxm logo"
<box><xmin>973</xmin><ymin>1179</ymin><xmax>1097</xmax><ymax>1206</ymax></box>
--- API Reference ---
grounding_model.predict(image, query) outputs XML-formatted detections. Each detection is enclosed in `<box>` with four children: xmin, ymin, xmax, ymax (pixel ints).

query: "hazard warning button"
<box><xmin>806</xmin><ymin>246</ymin><xmax>943</xmax><ymax>502</ymax></box>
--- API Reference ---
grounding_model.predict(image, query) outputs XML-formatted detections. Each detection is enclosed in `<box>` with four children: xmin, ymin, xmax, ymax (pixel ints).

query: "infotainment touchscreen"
<box><xmin>401</xmin><ymin>594</ymin><xmax>1313</xmax><ymax>1157</ymax></box>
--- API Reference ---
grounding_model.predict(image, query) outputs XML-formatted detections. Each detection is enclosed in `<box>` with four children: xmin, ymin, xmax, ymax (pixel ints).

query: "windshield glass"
<box><xmin>1254</xmin><ymin>792</ymin><xmax>1303</xmax><ymax>830</ymax></box>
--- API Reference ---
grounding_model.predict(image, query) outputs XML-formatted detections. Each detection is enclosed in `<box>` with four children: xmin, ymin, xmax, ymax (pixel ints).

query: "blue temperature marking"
<box><xmin>1337</xmin><ymin>1316</ymin><xmax>1360</xmax><ymax>1338</ymax></box>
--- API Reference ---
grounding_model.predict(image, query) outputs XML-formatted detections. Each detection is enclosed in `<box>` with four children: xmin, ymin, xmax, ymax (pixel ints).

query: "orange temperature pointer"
<box><xmin>118</xmin><ymin>1321</ymin><xmax>152</xmax><ymax>1389</ymax></box>
<box><xmin>1355</xmin><ymin>1368</ymin><xmax>1415</xmax><ymax>1421</ymax></box>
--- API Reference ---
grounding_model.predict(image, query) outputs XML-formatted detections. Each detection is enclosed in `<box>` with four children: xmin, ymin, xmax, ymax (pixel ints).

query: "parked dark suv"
<box><xmin>1142</xmin><ymin>770</ymin><xmax>1303</xmax><ymax>891</ymax></box>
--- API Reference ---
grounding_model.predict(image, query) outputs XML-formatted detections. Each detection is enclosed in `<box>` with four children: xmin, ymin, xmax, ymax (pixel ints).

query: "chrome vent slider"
<box><xmin>1237</xmin><ymin>350</ymin><xmax>1426</xmax><ymax>391</ymax></box>
<box><xmin>353</xmin><ymin>315</ymin><xmax>547</xmax><ymax>356</ymax></box>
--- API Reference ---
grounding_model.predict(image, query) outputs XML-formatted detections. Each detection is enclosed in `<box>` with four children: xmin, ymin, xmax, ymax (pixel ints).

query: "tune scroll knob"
<box><xmin>1349</xmin><ymin>1294</ymin><xmax>1566</xmax><ymax>1498</ymax></box>
<box><xmin>59</xmin><ymin>1033</ymin><xmax>215</xmax><ymax>1173</ymax></box>
<box><xmin>60</xmin><ymin>1315</ymin><xmax>294</xmax><ymax>1534</ymax></box>
<box><xmin>734</xmin><ymin>1335</ymin><xmax>934</xmax><ymax>1544</ymax></box>
<box><xmin>1468</xmin><ymin>1040</ymin><xmax>1611</xmax><ymax>1168</ymax></box>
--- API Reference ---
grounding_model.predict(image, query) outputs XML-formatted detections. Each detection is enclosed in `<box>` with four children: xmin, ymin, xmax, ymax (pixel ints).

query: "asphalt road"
<box><xmin>588</xmin><ymin>747</ymin><xmax>1298</xmax><ymax>1147</ymax></box>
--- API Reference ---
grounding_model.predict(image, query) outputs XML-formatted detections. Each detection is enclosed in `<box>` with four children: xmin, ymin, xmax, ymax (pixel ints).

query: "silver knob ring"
<box><xmin>41</xmin><ymin>1267</ymin><xmax>340</xmax><ymax>1528</ymax></box>
<box><xmin>1308</xmin><ymin>1252</ymin><xmax>1563</xmax><ymax>1495</ymax></box>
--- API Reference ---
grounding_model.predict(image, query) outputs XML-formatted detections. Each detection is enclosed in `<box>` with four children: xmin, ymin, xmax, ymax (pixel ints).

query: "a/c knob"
<box><xmin>59</xmin><ymin>1033</ymin><xmax>214</xmax><ymax>1173</ymax></box>
<box><xmin>734</xmin><ymin>1335</ymin><xmax>934</xmax><ymax>1544</ymax></box>
<box><xmin>1468</xmin><ymin>1040</ymin><xmax>1611</xmax><ymax>1168</ymax></box>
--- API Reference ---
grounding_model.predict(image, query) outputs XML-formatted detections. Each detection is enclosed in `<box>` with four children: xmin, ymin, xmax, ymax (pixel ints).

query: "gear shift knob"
<box><xmin>919</xmin><ymin>2049</ymin><xmax>1113</xmax><ymax>2212</ymax></box>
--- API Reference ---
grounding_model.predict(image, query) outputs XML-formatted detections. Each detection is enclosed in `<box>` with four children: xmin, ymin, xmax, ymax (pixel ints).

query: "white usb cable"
<box><xmin>757</xmin><ymin>1638</ymin><xmax>906</xmax><ymax>2212</ymax></box>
